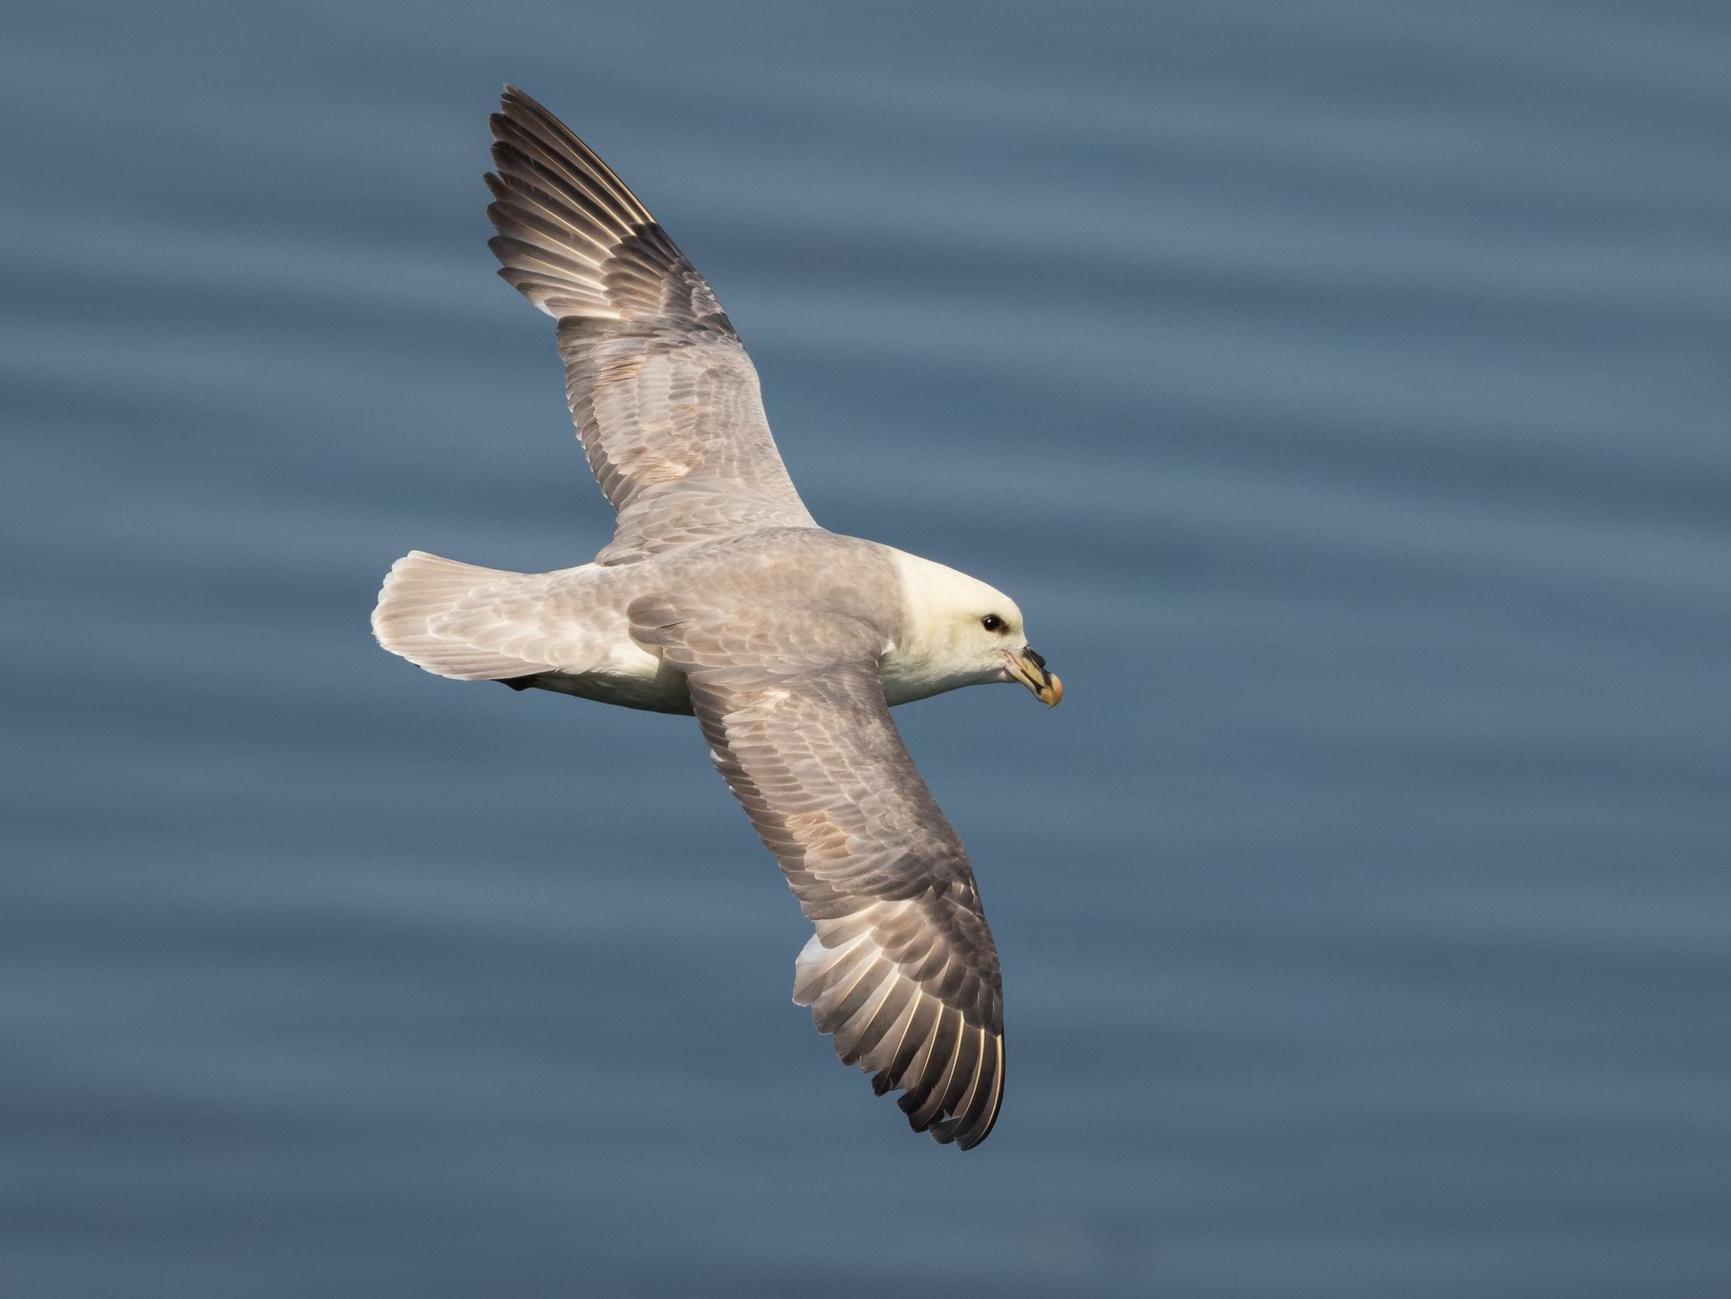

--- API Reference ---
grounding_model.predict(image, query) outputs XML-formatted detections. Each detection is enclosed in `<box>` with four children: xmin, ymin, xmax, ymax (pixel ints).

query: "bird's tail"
<box><xmin>371</xmin><ymin>550</ymin><xmax>557</xmax><ymax>683</ymax></box>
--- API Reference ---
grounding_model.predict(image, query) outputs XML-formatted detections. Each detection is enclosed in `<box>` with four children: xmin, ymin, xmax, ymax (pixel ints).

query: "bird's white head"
<box><xmin>883</xmin><ymin>550</ymin><xmax>1063</xmax><ymax>708</ymax></box>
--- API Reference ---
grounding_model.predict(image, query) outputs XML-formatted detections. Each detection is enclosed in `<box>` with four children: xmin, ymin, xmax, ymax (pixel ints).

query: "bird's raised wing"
<box><xmin>485</xmin><ymin>87</ymin><xmax>816</xmax><ymax>566</ymax></box>
<box><xmin>629</xmin><ymin>595</ymin><xmax>1005</xmax><ymax>1149</ymax></box>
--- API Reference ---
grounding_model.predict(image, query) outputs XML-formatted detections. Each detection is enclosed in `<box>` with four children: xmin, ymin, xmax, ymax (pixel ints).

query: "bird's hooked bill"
<box><xmin>1005</xmin><ymin>647</ymin><xmax>1063</xmax><ymax>706</ymax></box>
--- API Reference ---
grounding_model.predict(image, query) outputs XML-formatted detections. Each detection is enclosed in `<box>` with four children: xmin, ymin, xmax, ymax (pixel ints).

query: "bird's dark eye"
<box><xmin>981</xmin><ymin>614</ymin><xmax>1006</xmax><ymax>633</ymax></box>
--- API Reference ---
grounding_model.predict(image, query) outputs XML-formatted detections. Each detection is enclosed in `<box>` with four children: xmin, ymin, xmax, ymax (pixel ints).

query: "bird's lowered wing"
<box><xmin>485</xmin><ymin>87</ymin><xmax>816</xmax><ymax>566</ymax></box>
<box><xmin>629</xmin><ymin>595</ymin><xmax>1006</xmax><ymax>1149</ymax></box>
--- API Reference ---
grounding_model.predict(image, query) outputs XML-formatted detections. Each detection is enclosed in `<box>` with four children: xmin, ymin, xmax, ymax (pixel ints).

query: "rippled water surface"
<box><xmin>5</xmin><ymin>2</ymin><xmax>1730</xmax><ymax>1295</ymax></box>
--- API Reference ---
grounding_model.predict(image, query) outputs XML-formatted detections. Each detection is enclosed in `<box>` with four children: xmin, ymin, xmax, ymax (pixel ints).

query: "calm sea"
<box><xmin>4</xmin><ymin>2</ymin><xmax>1729</xmax><ymax>1295</ymax></box>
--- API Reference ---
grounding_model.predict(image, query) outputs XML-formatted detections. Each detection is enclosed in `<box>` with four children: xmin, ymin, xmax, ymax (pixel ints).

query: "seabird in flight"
<box><xmin>372</xmin><ymin>87</ymin><xmax>1062</xmax><ymax>1148</ymax></box>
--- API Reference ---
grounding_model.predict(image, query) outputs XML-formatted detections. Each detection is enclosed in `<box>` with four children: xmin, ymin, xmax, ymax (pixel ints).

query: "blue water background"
<box><xmin>4</xmin><ymin>3</ymin><xmax>1729</xmax><ymax>1295</ymax></box>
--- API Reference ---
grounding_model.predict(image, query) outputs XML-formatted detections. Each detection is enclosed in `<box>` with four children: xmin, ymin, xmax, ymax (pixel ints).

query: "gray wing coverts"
<box><xmin>485</xmin><ymin>86</ymin><xmax>814</xmax><ymax>566</ymax></box>
<box><xmin>487</xmin><ymin>88</ymin><xmax>1006</xmax><ymax>1148</ymax></box>
<box><xmin>632</xmin><ymin>595</ymin><xmax>1006</xmax><ymax>1149</ymax></box>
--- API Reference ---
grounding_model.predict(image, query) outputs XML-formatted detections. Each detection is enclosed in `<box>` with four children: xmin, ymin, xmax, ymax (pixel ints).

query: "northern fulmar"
<box><xmin>372</xmin><ymin>87</ymin><xmax>1062</xmax><ymax>1149</ymax></box>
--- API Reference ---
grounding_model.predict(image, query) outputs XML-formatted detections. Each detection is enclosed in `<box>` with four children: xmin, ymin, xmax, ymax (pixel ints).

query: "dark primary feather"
<box><xmin>485</xmin><ymin>86</ymin><xmax>815</xmax><ymax>566</ymax></box>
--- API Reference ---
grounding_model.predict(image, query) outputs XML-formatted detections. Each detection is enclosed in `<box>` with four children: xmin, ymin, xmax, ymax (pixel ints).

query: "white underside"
<box><xmin>541</xmin><ymin>626</ymin><xmax>981</xmax><ymax>710</ymax></box>
<box><xmin>529</xmin><ymin>634</ymin><xmax>691</xmax><ymax>711</ymax></box>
